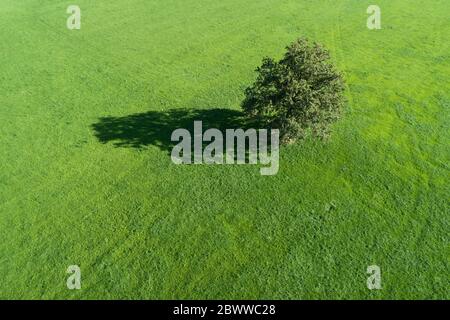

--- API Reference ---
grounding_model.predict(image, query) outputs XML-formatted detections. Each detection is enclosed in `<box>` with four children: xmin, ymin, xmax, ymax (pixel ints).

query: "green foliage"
<box><xmin>242</xmin><ymin>38</ymin><xmax>346</xmax><ymax>143</ymax></box>
<box><xmin>1</xmin><ymin>0</ymin><xmax>448</xmax><ymax>300</ymax></box>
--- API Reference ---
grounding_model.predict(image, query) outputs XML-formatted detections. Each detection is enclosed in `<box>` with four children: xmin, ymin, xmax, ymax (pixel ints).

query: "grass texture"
<box><xmin>0</xmin><ymin>0</ymin><xmax>449</xmax><ymax>299</ymax></box>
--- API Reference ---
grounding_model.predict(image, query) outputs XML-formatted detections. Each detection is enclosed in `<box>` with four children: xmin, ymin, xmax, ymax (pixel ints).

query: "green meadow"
<box><xmin>0</xmin><ymin>0</ymin><xmax>448</xmax><ymax>299</ymax></box>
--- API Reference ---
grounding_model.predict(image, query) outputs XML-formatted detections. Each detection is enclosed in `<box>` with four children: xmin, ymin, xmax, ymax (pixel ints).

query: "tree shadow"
<box><xmin>91</xmin><ymin>108</ymin><xmax>260</xmax><ymax>154</ymax></box>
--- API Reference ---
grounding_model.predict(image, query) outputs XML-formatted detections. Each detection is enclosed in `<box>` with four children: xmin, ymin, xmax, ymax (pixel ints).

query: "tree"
<box><xmin>242</xmin><ymin>38</ymin><xmax>345</xmax><ymax>143</ymax></box>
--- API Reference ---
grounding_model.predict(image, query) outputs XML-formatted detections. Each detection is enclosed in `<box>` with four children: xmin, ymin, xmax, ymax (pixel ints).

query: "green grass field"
<box><xmin>0</xmin><ymin>0</ymin><xmax>449</xmax><ymax>299</ymax></box>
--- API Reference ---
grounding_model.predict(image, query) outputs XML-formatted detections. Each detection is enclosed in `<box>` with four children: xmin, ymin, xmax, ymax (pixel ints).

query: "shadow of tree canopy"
<box><xmin>91</xmin><ymin>108</ymin><xmax>260</xmax><ymax>154</ymax></box>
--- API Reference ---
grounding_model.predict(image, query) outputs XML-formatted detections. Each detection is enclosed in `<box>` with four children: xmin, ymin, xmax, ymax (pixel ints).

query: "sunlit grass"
<box><xmin>0</xmin><ymin>0</ymin><xmax>448</xmax><ymax>299</ymax></box>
